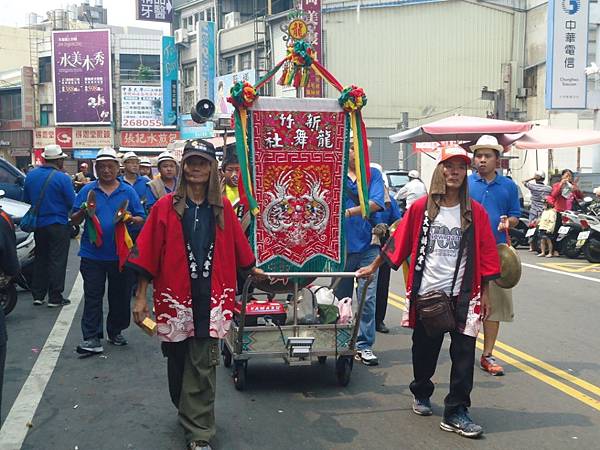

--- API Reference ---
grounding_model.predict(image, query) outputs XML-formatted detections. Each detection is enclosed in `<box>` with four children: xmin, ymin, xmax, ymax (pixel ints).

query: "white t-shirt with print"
<box><xmin>418</xmin><ymin>204</ymin><xmax>466</xmax><ymax>297</ymax></box>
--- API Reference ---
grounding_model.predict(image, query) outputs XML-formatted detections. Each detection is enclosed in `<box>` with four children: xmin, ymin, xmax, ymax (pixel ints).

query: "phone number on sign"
<box><xmin>122</xmin><ymin>118</ymin><xmax>163</xmax><ymax>128</ymax></box>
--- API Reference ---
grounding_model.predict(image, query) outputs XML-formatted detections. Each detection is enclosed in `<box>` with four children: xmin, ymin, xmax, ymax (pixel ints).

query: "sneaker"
<box><xmin>412</xmin><ymin>397</ymin><xmax>433</xmax><ymax>416</ymax></box>
<box><xmin>440</xmin><ymin>407</ymin><xmax>483</xmax><ymax>438</ymax></box>
<box><xmin>357</xmin><ymin>349</ymin><xmax>379</xmax><ymax>366</ymax></box>
<box><xmin>33</xmin><ymin>299</ymin><xmax>45</xmax><ymax>306</ymax></box>
<box><xmin>76</xmin><ymin>338</ymin><xmax>103</xmax><ymax>355</ymax></box>
<box><xmin>47</xmin><ymin>298</ymin><xmax>71</xmax><ymax>308</ymax></box>
<box><xmin>376</xmin><ymin>322</ymin><xmax>390</xmax><ymax>334</ymax></box>
<box><xmin>480</xmin><ymin>355</ymin><xmax>504</xmax><ymax>376</ymax></box>
<box><xmin>188</xmin><ymin>442</ymin><xmax>212</xmax><ymax>450</ymax></box>
<box><xmin>107</xmin><ymin>334</ymin><xmax>128</xmax><ymax>346</ymax></box>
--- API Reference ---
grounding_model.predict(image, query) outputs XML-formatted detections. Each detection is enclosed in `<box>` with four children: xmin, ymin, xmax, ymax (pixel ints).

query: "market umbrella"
<box><xmin>511</xmin><ymin>126</ymin><xmax>600</xmax><ymax>149</ymax></box>
<box><xmin>389</xmin><ymin>115</ymin><xmax>532</xmax><ymax>144</ymax></box>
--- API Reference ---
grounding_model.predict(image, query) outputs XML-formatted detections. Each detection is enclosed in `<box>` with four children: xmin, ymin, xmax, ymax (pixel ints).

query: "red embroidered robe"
<box><xmin>381</xmin><ymin>196</ymin><xmax>501</xmax><ymax>337</ymax></box>
<box><xmin>128</xmin><ymin>193</ymin><xmax>255</xmax><ymax>342</ymax></box>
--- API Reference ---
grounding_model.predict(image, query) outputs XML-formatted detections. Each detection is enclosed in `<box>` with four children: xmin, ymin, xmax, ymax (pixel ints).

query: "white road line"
<box><xmin>522</xmin><ymin>262</ymin><xmax>600</xmax><ymax>283</ymax></box>
<box><xmin>0</xmin><ymin>274</ymin><xmax>84</xmax><ymax>450</ymax></box>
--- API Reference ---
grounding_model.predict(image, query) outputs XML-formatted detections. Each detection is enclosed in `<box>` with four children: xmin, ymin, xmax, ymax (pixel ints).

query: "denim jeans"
<box><xmin>80</xmin><ymin>258</ymin><xmax>131</xmax><ymax>340</ymax></box>
<box><xmin>335</xmin><ymin>246</ymin><xmax>379</xmax><ymax>350</ymax></box>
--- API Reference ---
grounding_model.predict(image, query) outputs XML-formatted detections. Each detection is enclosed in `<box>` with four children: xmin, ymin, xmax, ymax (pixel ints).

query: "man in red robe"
<box><xmin>128</xmin><ymin>139</ymin><xmax>263</xmax><ymax>450</ymax></box>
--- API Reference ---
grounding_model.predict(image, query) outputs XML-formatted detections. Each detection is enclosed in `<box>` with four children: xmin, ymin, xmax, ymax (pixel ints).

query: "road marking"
<box><xmin>522</xmin><ymin>263</ymin><xmax>600</xmax><ymax>283</ymax></box>
<box><xmin>387</xmin><ymin>292</ymin><xmax>600</xmax><ymax>411</ymax></box>
<box><xmin>0</xmin><ymin>274</ymin><xmax>84</xmax><ymax>450</ymax></box>
<box><xmin>540</xmin><ymin>262</ymin><xmax>600</xmax><ymax>273</ymax></box>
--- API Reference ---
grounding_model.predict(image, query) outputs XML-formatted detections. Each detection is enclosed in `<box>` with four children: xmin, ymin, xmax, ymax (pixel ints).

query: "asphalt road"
<box><xmin>1</xmin><ymin>244</ymin><xmax>599</xmax><ymax>450</ymax></box>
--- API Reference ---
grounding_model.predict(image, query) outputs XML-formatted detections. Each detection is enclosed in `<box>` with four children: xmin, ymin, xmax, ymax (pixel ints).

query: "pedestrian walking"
<box><xmin>334</xmin><ymin>140</ymin><xmax>385</xmax><ymax>366</ymax></box>
<box><xmin>73</xmin><ymin>162</ymin><xmax>96</xmax><ymax>192</ymax></box>
<box><xmin>468</xmin><ymin>135</ymin><xmax>521</xmax><ymax>376</ymax></box>
<box><xmin>0</xmin><ymin>206</ymin><xmax>19</xmax><ymax>416</ymax></box>
<box><xmin>220</xmin><ymin>152</ymin><xmax>241</xmax><ymax>204</ymax></box>
<box><xmin>70</xmin><ymin>147</ymin><xmax>145</xmax><ymax>354</ymax></box>
<box><xmin>129</xmin><ymin>139</ymin><xmax>263</xmax><ymax>450</ymax></box>
<box><xmin>118</xmin><ymin>152</ymin><xmax>149</xmax><ymax>239</ymax></box>
<box><xmin>371</xmin><ymin>186</ymin><xmax>402</xmax><ymax>334</ymax></box>
<box><xmin>536</xmin><ymin>196</ymin><xmax>557</xmax><ymax>258</ymax></box>
<box><xmin>139</xmin><ymin>157</ymin><xmax>153</xmax><ymax>178</ymax></box>
<box><xmin>522</xmin><ymin>170</ymin><xmax>551</xmax><ymax>252</ymax></box>
<box><xmin>357</xmin><ymin>146</ymin><xmax>500</xmax><ymax>439</ymax></box>
<box><xmin>24</xmin><ymin>144</ymin><xmax>76</xmax><ymax>307</ymax></box>
<box><xmin>144</xmin><ymin>151</ymin><xmax>178</xmax><ymax>210</ymax></box>
<box><xmin>396</xmin><ymin>169</ymin><xmax>427</xmax><ymax>209</ymax></box>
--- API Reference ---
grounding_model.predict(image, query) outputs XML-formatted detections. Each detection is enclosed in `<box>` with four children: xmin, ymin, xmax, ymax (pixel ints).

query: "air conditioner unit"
<box><xmin>174</xmin><ymin>28</ymin><xmax>188</xmax><ymax>44</ymax></box>
<box><xmin>516</xmin><ymin>87</ymin><xmax>530</xmax><ymax>99</ymax></box>
<box><xmin>224</xmin><ymin>12</ymin><xmax>240</xmax><ymax>29</ymax></box>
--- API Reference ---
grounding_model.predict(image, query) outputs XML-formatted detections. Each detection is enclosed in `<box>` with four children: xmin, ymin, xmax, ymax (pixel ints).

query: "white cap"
<box><xmin>408</xmin><ymin>169</ymin><xmax>420</xmax><ymax>179</ymax></box>
<box><xmin>534</xmin><ymin>170</ymin><xmax>545</xmax><ymax>179</ymax></box>
<box><xmin>370</xmin><ymin>163</ymin><xmax>383</xmax><ymax>174</ymax></box>
<box><xmin>122</xmin><ymin>151</ymin><xmax>139</xmax><ymax>162</ymax></box>
<box><xmin>157</xmin><ymin>151</ymin><xmax>177</xmax><ymax>166</ymax></box>
<box><xmin>139</xmin><ymin>157</ymin><xmax>152</xmax><ymax>167</ymax></box>
<box><xmin>593</xmin><ymin>186</ymin><xmax>600</xmax><ymax>195</ymax></box>
<box><xmin>469</xmin><ymin>135</ymin><xmax>505</xmax><ymax>154</ymax></box>
<box><xmin>95</xmin><ymin>147</ymin><xmax>119</xmax><ymax>162</ymax></box>
<box><xmin>41</xmin><ymin>144</ymin><xmax>67</xmax><ymax>160</ymax></box>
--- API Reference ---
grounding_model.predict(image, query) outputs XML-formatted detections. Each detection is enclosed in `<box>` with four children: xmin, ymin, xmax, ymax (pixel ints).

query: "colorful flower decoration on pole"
<box><xmin>279</xmin><ymin>41</ymin><xmax>317</xmax><ymax>88</ymax></box>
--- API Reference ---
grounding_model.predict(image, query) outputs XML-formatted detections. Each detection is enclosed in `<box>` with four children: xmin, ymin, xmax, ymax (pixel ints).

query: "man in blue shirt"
<box><xmin>71</xmin><ymin>147</ymin><xmax>145</xmax><ymax>355</ymax></box>
<box><xmin>118</xmin><ymin>151</ymin><xmax>149</xmax><ymax>239</ymax></box>
<box><xmin>24</xmin><ymin>144</ymin><xmax>76</xmax><ymax>307</ymax></box>
<box><xmin>335</xmin><ymin>144</ymin><xmax>385</xmax><ymax>366</ymax></box>
<box><xmin>144</xmin><ymin>151</ymin><xmax>178</xmax><ymax>211</ymax></box>
<box><xmin>468</xmin><ymin>135</ymin><xmax>521</xmax><ymax>377</ymax></box>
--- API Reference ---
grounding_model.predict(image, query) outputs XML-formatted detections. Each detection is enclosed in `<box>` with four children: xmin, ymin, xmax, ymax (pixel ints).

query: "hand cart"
<box><xmin>222</xmin><ymin>272</ymin><xmax>371</xmax><ymax>390</ymax></box>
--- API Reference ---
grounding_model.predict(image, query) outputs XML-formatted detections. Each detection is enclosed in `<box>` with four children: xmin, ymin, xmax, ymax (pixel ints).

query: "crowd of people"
<box><xmin>0</xmin><ymin>132</ymin><xmax>593</xmax><ymax>449</ymax></box>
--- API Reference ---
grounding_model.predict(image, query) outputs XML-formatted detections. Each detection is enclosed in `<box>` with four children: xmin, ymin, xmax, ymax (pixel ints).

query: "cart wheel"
<box><xmin>233</xmin><ymin>361</ymin><xmax>247</xmax><ymax>391</ymax></box>
<box><xmin>318</xmin><ymin>356</ymin><xmax>327</xmax><ymax>364</ymax></box>
<box><xmin>221</xmin><ymin>342</ymin><xmax>232</xmax><ymax>368</ymax></box>
<box><xmin>335</xmin><ymin>356</ymin><xmax>353</xmax><ymax>387</ymax></box>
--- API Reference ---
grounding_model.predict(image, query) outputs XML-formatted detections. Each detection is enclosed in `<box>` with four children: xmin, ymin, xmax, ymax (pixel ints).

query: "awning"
<box><xmin>510</xmin><ymin>126</ymin><xmax>600</xmax><ymax>149</ymax></box>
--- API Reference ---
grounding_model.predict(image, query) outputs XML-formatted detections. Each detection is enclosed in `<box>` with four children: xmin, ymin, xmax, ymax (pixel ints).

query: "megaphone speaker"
<box><xmin>190</xmin><ymin>99</ymin><xmax>216</xmax><ymax>124</ymax></box>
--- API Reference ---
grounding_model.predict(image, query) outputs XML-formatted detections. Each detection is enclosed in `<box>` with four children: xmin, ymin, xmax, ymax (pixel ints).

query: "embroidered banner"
<box><xmin>250</xmin><ymin>97</ymin><xmax>347</xmax><ymax>270</ymax></box>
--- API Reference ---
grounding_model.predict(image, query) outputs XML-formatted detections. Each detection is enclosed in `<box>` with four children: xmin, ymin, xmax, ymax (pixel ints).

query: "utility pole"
<box><xmin>481</xmin><ymin>86</ymin><xmax>506</xmax><ymax>120</ymax></box>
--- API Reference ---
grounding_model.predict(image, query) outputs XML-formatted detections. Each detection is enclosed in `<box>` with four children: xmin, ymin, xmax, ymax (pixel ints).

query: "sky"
<box><xmin>0</xmin><ymin>0</ymin><xmax>169</xmax><ymax>32</ymax></box>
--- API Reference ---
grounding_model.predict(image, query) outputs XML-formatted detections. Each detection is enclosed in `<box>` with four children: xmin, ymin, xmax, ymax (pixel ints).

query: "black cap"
<box><xmin>181</xmin><ymin>139</ymin><xmax>216</xmax><ymax>163</ymax></box>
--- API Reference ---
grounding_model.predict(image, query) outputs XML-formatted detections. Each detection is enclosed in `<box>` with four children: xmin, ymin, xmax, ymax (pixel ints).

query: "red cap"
<box><xmin>437</xmin><ymin>146</ymin><xmax>472</xmax><ymax>165</ymax></box>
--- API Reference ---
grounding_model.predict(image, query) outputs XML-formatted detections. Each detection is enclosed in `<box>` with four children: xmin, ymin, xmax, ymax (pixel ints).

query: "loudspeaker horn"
<box><xmin>190</xmin><ymin>99</ymin><xmax>216</xmax><ymax>124</ymax></box>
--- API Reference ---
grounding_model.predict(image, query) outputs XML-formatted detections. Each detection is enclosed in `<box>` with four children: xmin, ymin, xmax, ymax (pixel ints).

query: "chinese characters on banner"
<box><xmin>251</xmin><ymin>99</ymin><xmax>346</xmax><ymax>267</ymax></box>
<box><xmin>545</xmin><ymin>0</ymin><xmax>589</xmax><ymax>109</ymax></box>
<box><xmin>136</xmin><ymin>0</ymin><xmax>173</xmax><ymax>23</ymax></box>
<box><xmin>300</xmin><ymin>0</ymin><xmax>323</xmax><ymax>98</ymax></box>
<box><xmin>52</xmin><ymin>30</ymin><xmax>112</xmax><ymax>124</ymax></box>
<box><xmin>162</xmin><ymin>36</ymin><xmax>178</xmax><ymax>126</ymax></box>
<box><xmin>120</xmin><ymin>131</ymin><xmax>180</xmax><ymax>147</ymax></box>
<box><xmin>214</xmin><ymin>69</ymin><xmax>256</xmax><ymax>117</ymax></box>
<box><xmin>121</xmin><ymin>86</ymin><xmax>168</xmax><ymax>129</ymax></box>
<box><xmin>34</xmin><ymin>127</ymin><xmax>113</xmax><ymax>148</ymax></box>
<box><xmin>197</xmin><ymin>21</ymin><xmax>216</xmax><ymax>100</ymax></box>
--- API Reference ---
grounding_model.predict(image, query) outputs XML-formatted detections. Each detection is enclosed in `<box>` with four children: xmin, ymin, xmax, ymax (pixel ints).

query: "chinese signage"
<box><xmin>197</xmin><ymin>21</ymin><xmax>215</xmax><ymax>100</ymax></box>
<box><xmin>214</xmin><ymin>69</ymin><xmax>256</xmax><ymax>117</ymax></box>
<box><xmin>34</xmin><ymin>127</ymin><xmax>113</xmax><ymax>149</ymax></box>
<box><xmin>546</xmin><ymin>0</ymin><xmax>589</xmax><ymax>109</ymax></box>
<box><xmin>136</xmin><ymin>0</ymin><xmax>173</xmax><ymax>23</ymax></box>
<box><xmin>251</xmin><ymin>97</ymin><xmax>346</xmax><ymax>267</ymax></box>
<box><xmin>73</xmin><ymin>149</ymin><xmax>100</xmax><ymax>159</ymax></box>
<box><xmin>179</xmin><ymin>114</ymin><xmax>214</xmax><ymax>139</ymax></box>
<box><xmin>121</xmin><ymin>86</ymin><xmax>169</xmax><ymax>129</ymax></box>
<box><xmin>120</xmin><ymin>131</ymin><xmax>180</xmax><ymax>147</ymax></box>
<box><xmin>161</xmin><ymin>36</ymin><xmax>178</xmax><ymax>126</ymax></box>
<box><xmin>300</xmin><ymin>0</ymin><xmax>323</xmax><ymax>98</ymax></box>
<box><xmin>52</xmin><ymin>30</ymin><xmax>112</xmax><ymax>124</ymax></box>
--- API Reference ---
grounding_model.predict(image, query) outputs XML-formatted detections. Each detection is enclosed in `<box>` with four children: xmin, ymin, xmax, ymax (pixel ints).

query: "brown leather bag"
<box><xmin>414</xmin><ymin>291</ymin><xmax>456</xmax><ymax>337</ymax></box>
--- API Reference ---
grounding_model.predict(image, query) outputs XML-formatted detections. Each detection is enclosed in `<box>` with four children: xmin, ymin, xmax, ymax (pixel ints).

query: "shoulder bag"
<box><xmin>20</xmin><ymin>170</ymin><xmax>57</xmax><ymax>233</ymax></box>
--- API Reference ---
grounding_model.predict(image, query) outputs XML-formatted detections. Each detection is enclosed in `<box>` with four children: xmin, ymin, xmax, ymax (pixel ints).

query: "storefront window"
<box><xmin>0</xmin><ymin>91</ymin><xmax>22</xmax><ymax>121</ymax></box>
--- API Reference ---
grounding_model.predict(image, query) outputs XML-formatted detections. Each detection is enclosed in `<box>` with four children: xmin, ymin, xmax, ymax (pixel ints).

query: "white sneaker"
<box><xmin>357</xmin><ymin>349</ymin><xmax>379</xmax><ymax>366</ymax></box>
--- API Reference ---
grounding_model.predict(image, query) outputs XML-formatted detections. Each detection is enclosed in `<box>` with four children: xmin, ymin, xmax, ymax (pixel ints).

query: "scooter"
<box><xmin>575</xmin><ymin>213</ymin><xmax>600</xmax><ymax>263</ymax></box>
<box><xmin>556</xmin><ymin>211</ymin><xmax>584</xmax><ymax>259</ymax></box>
<box><xmin>0</xmin><ymin>227</ymin><xmax>35</xmax><ymax>316</ymax></box>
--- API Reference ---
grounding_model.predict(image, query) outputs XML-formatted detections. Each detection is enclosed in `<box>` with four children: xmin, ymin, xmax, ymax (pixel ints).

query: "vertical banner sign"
<box><xmin>162</xmin><ymin>36</ymin><xmax>178</xmax><ymax>126</ymax></box>
<box><xmin>52</xmin><ymin>30</ymin><xmax>113</xmax><ymax>125</ymax></box>
<box><xmin>214</xmin><ymin>69</ymin><xmax>256</xmax><ymax>117</ymax></box>
<box><xmin>546</xmin><ymin>0</ymin><xmax>589</xmax><ymax>109</ymax></box>
<box><xmin>301</xmin><ymin>0</ymin><xmax>323</xmax><ymax>98</ymax></box>
<box><xmin>197</xmin><ymin>21</ymin><xmax>216</xmax><ymax>101</ymax></box>
<box><xmin>21</xmin><ymin>67</ymin><xmax>35</xmax><ymax>129</ymax></box>
<box><xmin>136</xmin><ymin>0</ymin><xmax>174</xmax><ymax>23</ymax></box>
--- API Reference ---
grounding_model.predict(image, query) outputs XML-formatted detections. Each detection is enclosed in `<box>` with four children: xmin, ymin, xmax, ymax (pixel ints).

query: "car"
<box><xmin>0</xmin><ymin>192</ymin><xmax>30</xmax><ymax>224</ymax></box>
<box><xmin>0</xmin><ymin>158</ymin><xmax>26</xmax><ymax>201</ymax></box>
<box><xmin>384</xmin><ymin>170</ymin><xmax>411</xmax><ymax>196</ymax></box>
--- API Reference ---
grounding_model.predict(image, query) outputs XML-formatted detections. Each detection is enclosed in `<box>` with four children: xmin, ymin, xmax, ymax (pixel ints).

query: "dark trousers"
<box><xmin>32</xmin><ymin>224</ymin><xmax>70</xmax><ymax>302</ymax></box>
<box><xmin>80</xmin><ymin>258</ymin><xmax>131</xmax><ymax>340</ymax></box>
<box><xmin>375</xmin><ymin>263</ymin><xmax>391</xmax><ymax>325</ymax></box>
<box><xmin>0</xmin><ymin>308</ymin><xmax>5</xmax><ymax>417</ymax></box>
<box><xmin>410</xmin><ymin>320</ymin><xmax>476</xmax><ymax>417</ymax></box>
<box><xmin>162</xmin><ymin>338</ymin><xmax>219</xmax><ymax>444</ymax></box>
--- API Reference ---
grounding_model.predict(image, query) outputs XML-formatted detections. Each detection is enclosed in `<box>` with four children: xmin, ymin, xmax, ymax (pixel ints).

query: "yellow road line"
<box><xmin>387</xmin><ymin>291</ymin><xmax>600</xmax><ymax>407</ymax></box>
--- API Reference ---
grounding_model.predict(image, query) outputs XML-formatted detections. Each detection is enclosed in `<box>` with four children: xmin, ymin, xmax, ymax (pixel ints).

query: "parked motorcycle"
<box><xmin>555</xmin><ymin>211</ymin><xmax>584</xmax><ymax>259</ymax></box>
<box><xmin>509</xmin><ymin>217</ymin><xmax>531</xmax><ymax>248</ymax></box>
<box><xmin>575</xmin><ymin>213</ymin><xmax>600</xmax><ymax>263</ymax></box>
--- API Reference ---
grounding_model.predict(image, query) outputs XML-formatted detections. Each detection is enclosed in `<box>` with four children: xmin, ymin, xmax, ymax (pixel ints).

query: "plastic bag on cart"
<box><xmin>286</xmin><ymin>288</ymin><xmax>319</xmax><ymax>325</ymax></box>
<box><xmin>309</xmin><ymin>286</ymin><xmax>339</xmax><ymax>306</ymax></box>
<box><xmin>338</xmin><ymin>297</ymin><xmax>353</xmax><ymax>325</ymax></box>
